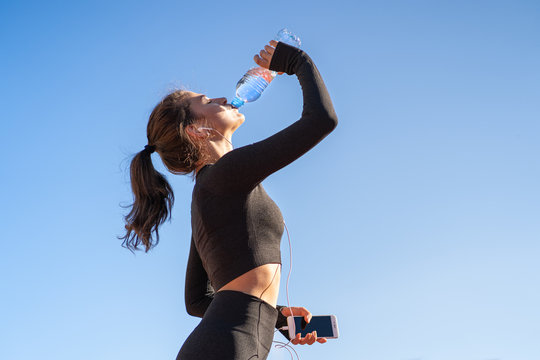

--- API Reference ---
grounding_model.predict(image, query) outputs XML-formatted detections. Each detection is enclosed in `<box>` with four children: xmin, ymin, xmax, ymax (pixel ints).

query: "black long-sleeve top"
<box><xmin>184</xmin><ymin>41</ymin><xmax>338</xmax><ymax>333</ymax></box>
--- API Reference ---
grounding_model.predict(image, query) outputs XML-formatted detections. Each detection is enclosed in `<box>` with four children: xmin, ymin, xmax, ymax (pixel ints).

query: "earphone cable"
<box><xmin>199</xmin><ymin>127</ymin><xmax>233</xmax><ymax>147</ymax></box>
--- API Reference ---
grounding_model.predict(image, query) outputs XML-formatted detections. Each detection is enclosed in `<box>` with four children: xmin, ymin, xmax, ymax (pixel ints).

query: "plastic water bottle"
<box><xmin>230</xmin><ymin>28</ymin><xmax>301</xmax><ymax>108</ymax></box>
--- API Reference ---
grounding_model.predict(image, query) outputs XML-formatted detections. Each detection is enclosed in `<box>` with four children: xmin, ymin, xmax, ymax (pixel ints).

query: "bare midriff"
<box><xmin>218</xmin><ymin>263</ymin><xmax>281</xmax><ymax>308</ymax></box>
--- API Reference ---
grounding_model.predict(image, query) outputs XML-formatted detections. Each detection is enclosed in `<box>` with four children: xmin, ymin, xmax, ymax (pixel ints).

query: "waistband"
<box><xmin>204</xmin><ymin>290</ymin><xmax>278</xmax><ymax>329</ymax></box>
<box><xmin>215</xmin><ymin>290</ymin><xmax>278</xmax><ymax>313</ymax></box>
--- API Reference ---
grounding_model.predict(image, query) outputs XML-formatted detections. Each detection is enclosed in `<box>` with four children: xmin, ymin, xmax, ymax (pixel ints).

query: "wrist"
<box><xmin>269</xmin><ymin>42</ymin><xmax>309</xmax><ymax>75</ymax></box>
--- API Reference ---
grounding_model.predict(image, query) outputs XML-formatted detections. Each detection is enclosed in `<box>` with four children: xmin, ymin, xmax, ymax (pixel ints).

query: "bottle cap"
<box><xmin>231</xmin><ymin>97</ymin><xmax>245</xmax><ymax>108</ymax></box>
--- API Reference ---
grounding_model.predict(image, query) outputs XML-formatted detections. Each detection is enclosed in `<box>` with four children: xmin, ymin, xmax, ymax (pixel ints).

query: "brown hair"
<box><xmin>120</xmin><ymin>90</ymin><xmax>206</xmax><ymax>253</ymax></box>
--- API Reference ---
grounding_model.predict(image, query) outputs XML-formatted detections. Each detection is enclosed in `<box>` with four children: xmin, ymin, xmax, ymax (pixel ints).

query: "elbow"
<box><xmin>323</xmin><ymin>110</ymin><xmax>338</xmax><ymax>133</ymax></box>
<box><xmin>315</xmin><ymin>103</ymin><xmax>338</xmax><ymax>131</ymax></box>
<box><xmin>328</xmin><ymin>112</ymin><xmax>338</xmax><ymax>131</ymax></box>
<box><xmin>320</xmin><ymin>99</ymin><xmax>338</xmax><ymax>131</ymax></box>
<box><xmin>306</xmin><ymin>108</ymin><xmax>338</xmax><ymax>133</ymax></box>
<box><xmin>185</xmin><ymin>301</ymin><xmax>204</xmax><ymax>318</ymax></box>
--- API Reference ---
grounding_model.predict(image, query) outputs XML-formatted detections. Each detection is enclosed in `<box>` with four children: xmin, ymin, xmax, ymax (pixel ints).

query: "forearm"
<box><xmin>206</xmin><ymin>43</ymin><xmax>338</xmax><ymax>193</ymax></box>
<box><xmin>185</xmin><ymin>236</ymin><xmax>215</xmax><ymax>318</ymax></box>
<box><xmin>270</xmin><ymin>41</ymin><xmax>338</xmax><ymax>128</ymax></box>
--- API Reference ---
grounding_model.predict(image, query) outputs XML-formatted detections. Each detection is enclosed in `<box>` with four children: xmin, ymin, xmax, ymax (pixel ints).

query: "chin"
<box><xmin>231</xmin><ymin>115</ymin><xmax>245</xmax><ymax>132</ymax></box>
<box><xmin>236</xmin><ymin>113</ymin><xmax>245</xmax><ymax>124</ymax></box>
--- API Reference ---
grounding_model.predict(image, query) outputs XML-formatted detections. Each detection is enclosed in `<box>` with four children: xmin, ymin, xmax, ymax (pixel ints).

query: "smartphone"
<box><xmin>286</xmin><ymin>315</ymin><xmax>339</xmax><ymax>340</ymax></box>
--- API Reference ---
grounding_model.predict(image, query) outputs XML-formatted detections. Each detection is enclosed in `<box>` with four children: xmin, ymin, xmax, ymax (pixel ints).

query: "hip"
<box><xmin>177</xmin><ymin>290</ymin><xmax>279</xmax><ymax>360</ymax></box>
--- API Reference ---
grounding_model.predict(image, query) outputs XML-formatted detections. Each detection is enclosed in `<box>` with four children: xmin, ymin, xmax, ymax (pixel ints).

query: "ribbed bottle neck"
<box><xmin>231</xmin><ymin>97</ymin><xmax>245</xmax><ymax>108</ymax></box>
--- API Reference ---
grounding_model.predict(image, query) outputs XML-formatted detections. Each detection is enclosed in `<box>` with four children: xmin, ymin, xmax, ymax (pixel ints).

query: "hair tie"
<box><xmin>144</xmin><ymin>144</ymin><xmax>156</xmax><ymax>153</ymax></box>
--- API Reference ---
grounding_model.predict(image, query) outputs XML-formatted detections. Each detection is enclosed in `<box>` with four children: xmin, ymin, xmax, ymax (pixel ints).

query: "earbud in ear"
<box><xmin>197</xmin><ymin>127</ymin><xmax>214</xmax><ymax>135</ymax></box>
<box><xmin>194</xmin><ymin>127</ymin><xmax>233</xmax><ymax>147</ymax></box>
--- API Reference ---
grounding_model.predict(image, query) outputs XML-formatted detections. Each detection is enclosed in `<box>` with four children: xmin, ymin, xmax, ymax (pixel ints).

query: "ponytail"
<box><xmin>119</xmin><ymin>89</ymin><xmax>204</xmax><ymax>253</ymax></box>
<box><xmin>120</xmin><ymin>147</ymin><xmax>174</xmax><ymax>253</ymax></box>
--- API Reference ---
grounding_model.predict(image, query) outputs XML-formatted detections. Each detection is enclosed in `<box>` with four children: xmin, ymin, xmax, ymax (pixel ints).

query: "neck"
<box><xmin>195</xmin><ymin>134</ymin><xmax>233</xmax><ymax>174</ymax></box>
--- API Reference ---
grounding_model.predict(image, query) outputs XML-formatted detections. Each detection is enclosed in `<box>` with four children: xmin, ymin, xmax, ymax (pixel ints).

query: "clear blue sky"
<box><xmin>1</xmin><ymin>0</ymin><xmax>539</xmax><ymax>359</ymax></box>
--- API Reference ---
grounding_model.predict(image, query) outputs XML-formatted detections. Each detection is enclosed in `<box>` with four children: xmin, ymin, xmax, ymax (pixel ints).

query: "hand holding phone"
<box><xmin>286</xmin><ymin>315</ymin><xmax>339</xmax><ymax>341</ymax></box>
<box><xmin>279</xmin><ymin>306</ymin><xmax>339</xmax><ymax>344</ymax></box>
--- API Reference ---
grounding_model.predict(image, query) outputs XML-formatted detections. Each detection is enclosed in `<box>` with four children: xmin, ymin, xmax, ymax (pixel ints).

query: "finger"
<box><xmin>292</xmin><ymin>333</ymin><xmax>301</xmax><ymax>345</ymax></box>
<box><xmin>280</xmin><ymin>307</ymin><xmax>296</xmax><ymax>316</ymax></box>
<box><xmin>303</xmin><ymin>309</ymin><xmax>312</xmax><ymax>324</ymax></box>
<box><xmin>300</xmin><ymin>333</ymin><xmax>311</xmax><ymax>345</ymax></box>
<box><xmin>307</xmin><ymin>331</ymin><xmax>317</xmax><ymax>345</ymax></box>
<box><xmin>264</xmin><ymin>45</ymin><xmax>275</xmax><ymax>55</ymax></box>
<box><xmin>281</xmin><ymin>306</ymin><xmax>311</xmax><ymax>319</ymax></box>
<box><xmin>269</xmin><ymin>40</ymin><xmax>278</xmax><ymax>47</ymax></box>
<box><xmin>259</xmin><ymin>49</ymin><xmax>271</xmax><ymax>62</ymax></box>
<box><xmin>253</xmin><ymin>54</ymin><xmax>262</xmax><ymax>65</ymax></box>
<box><xmin>253</xmin><ymin>54</ymin><xmax>269</xmax><ymax>68</ymax></box>
<box><xmin>281</xmin><ymin>307</ymin><xmax>295</xmax><ymax>320</ymax></box>
<box><xmin>317</xmin><ymin>337</ymin><xmax>328</xmax><ymax>343</ymax></box>
<box><xmin>292</xmin><ymin>306</ymin><xmax>309</xmax><ymax>316</ymax></box>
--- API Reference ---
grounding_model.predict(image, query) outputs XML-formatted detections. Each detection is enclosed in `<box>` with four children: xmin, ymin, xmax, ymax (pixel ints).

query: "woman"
<box><xmin>121</xmin><ymin>39</ymin><xmax>338</xmax><ymax>359</ymax></box>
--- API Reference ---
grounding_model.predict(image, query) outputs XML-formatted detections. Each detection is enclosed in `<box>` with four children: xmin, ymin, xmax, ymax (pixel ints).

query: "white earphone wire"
<box><xmin>198</xmin><ymin>127</ymin><xmax>233</xmax><ymax>147</ymax></box>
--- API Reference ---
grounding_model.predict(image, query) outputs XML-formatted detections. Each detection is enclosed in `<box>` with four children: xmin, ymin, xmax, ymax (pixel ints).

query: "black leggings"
<box><xmin>177</xmin><ymin>290</ymin><xmax>278</xmax><ymax>360</ymax></box>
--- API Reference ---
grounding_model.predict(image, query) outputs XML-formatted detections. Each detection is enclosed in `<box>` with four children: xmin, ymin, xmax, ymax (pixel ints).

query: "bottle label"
<box><xmin>247</xmin><ymin>67</ymin><xmax>275</xmax><ymax>83</ymax></box>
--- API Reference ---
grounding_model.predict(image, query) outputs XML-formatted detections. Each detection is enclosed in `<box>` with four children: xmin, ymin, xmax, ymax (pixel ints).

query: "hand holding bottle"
<box><xmin>230</xmin><ymin>28</ymin><xmax>301</xmax><ymax>108</ymax></box>
<box><xmin>253</xmin><ymin>40</ymin><xmax>284</xmax><ymax>75</ymax></box>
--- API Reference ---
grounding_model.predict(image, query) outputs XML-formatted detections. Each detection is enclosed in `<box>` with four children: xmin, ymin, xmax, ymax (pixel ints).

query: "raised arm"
<box><xmin>184</xmin><ymin>235</ymin><xmax>214</xmax><ymax>317</ymax></box>
<box><xmin>203</xmin><ymin>41</ymin><xmax>338</xmax><ymax>193</ymax></box>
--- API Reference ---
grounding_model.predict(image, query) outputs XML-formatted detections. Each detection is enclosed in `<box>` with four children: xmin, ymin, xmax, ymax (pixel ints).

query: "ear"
<box><xmin>185</xmin><ymin>124</ymin><xmax>207</xmax><ymax>140</ymax></box>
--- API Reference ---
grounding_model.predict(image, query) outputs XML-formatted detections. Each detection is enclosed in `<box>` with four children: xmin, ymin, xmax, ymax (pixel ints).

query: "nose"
<box><xmin>213</xmin><ymin>97</ymin><xmax>227</xmax><ymax>105</ymax></box>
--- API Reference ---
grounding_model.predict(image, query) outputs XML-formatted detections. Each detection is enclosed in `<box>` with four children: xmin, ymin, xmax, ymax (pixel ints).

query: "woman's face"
<box><xmin>186</xmin><ymin>91</ymin><xmax>245</xmax><ymax>134</ymax></box>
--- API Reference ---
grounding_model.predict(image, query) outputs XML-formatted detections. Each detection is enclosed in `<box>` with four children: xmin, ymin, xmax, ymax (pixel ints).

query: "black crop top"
<box><xmin>184</xmin><ymin>42</ymin><xmax>338</xmax><ymax>332</ymax></box>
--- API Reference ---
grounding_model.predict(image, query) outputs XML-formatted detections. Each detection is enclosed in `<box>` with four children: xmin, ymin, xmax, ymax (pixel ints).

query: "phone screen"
<box><xmin>293</xmin><ymin>316</ymin><xmax>334</xmax><ymax>338</ymax></box>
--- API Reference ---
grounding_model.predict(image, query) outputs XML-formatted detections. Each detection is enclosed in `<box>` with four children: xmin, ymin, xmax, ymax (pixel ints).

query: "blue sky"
<box><xmin>1</xmin><ymin>0</ymin><xmax>539</xmax><ymax>359</ymax></box>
